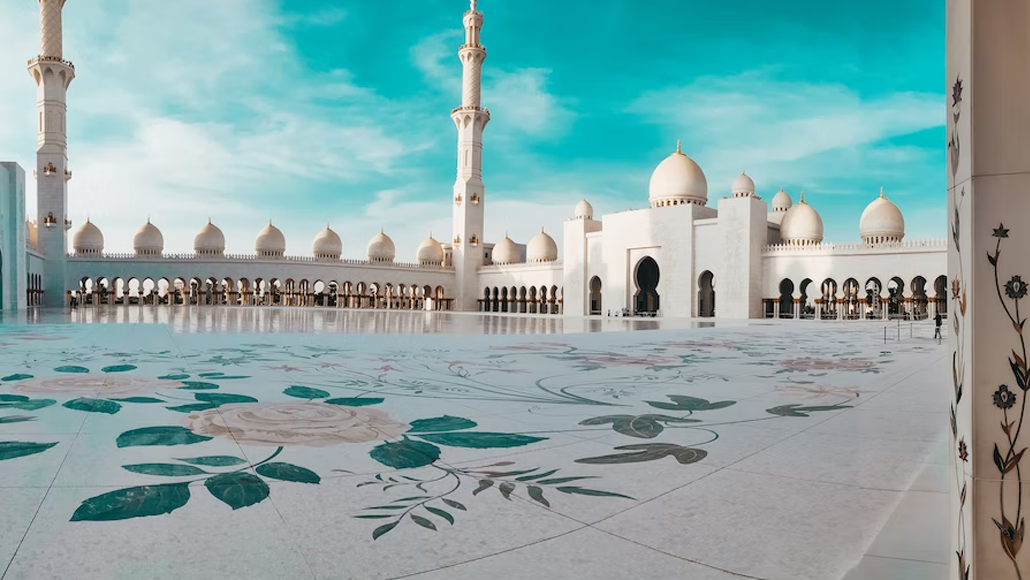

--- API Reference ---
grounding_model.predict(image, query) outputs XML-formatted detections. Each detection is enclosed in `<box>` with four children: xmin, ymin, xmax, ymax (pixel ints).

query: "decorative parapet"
<box><xmin>451</xmin><ymin>105</ymin><xmax>490</xmax><ymax>115</ymax></box>
<box><xmin>27</xmin><ymin>55</ymin><xmax>74</xmax><ymax>70</ymax></box>
<box><xmin>65</xmin><ymin>253</ymin><xmax>453</xmax><ymax>270</ymax></box>
<box><xmin>763</xmin><ymin>238</ymin><xmax>947</xmax><ymax>254</ymax></box>
<box><xmin>478</xmin><ymin>261</ymin><xmax>563</xmax><ymax>272</ymax></box>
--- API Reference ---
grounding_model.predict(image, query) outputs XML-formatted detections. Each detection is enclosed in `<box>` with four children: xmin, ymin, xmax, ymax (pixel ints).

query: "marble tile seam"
<box><xmin>383</xmin><ymin>524</ymin><xmax>590</xmax><ymax>580</ymax></box>
<box><xmin>1</xmin><ymin>391</ymin><xmax>92</xmax><ymax>580</ymax></box>
<box><xmin>854</xmin><ymin>553</ymin><xmax>954</xmax><ymax>569</ymax></box>
<box><xmin>722</xmin><ymin>465</ymin><xmax>922</xmax><ymax>494</ymax></box>
<box><xmin>495</xmin><ymin>491</ymin><xmax>771</xmax><ymax>580</ymax></box>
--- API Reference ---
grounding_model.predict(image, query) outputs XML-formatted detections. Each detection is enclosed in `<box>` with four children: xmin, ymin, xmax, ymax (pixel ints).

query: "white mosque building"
<box><xmin>0</xmin><ymin>0</ymin><xmax>946</xmax><ymax>320</ymax></box>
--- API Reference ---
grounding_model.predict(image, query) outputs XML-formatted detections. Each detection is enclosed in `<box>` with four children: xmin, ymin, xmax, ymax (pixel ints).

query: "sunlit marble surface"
<box><xmin>0</xmin><ymin>310</ymin><xmax>947</xmax><ymax>580</ymax></box>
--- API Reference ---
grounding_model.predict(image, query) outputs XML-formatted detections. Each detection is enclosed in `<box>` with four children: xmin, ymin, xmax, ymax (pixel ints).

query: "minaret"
<box><xmin>451</xmin><ymin>0</ymin><xmax>490</xmax><ymax>312</ymax></box>
<box><xmin>28</xmin><ymin>0</ymin><xmax>74</xmax><ymax>307</ymax></box>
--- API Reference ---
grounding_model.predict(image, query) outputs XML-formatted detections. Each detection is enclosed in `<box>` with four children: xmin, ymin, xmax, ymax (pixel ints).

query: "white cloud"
<box><xmin>0</xmin><ymin>0</ymin><xmax>449</xmax><ymax>255</ymax></box>
<box><xmin>411</xmin><ymin>30</ymin><xmax>574</xmax><ymax>138</ymax></box>
<box><xmin>628</xmin><ymin>71</ymin><xmax>944</xmax><ymax>196</ymax></box>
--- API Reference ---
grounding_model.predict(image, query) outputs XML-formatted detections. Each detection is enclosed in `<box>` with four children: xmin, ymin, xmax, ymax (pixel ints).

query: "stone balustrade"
<box><xmin>763</xmin><ymin>238</ymin><xmax>947</xmax><ymax>253</ymax></box>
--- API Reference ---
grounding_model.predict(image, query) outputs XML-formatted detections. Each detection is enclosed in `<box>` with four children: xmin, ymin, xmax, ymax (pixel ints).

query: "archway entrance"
<box><xmin>633</xmin><ymin>257</ymin><xmax>660</xmax><ymax>315</ymax></box>
<box><xmin>698</xmin><ymin>271</ymin><xmax>715</xmax><ymax>317</ymax></box>
<box><xmin>589</xmin><ymin>276</ymin><xmax>602</xmax><ymax>315</ymax></box>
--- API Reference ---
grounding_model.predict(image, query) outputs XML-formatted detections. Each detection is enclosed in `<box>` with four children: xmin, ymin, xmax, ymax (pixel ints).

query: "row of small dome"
<box><xmin>72</xmin><ymin>219</ymin><xmax>562</xmax><ymax>264</ymax></box>
<box><xmin>640</xmin><ymin>142</ymin><xmax>906</xmax><ymax>245</ymax></box>
<box><xmin>74</xmin><ymin>219</ymin><xmax>426</xmax><ymax>263</ymax></box>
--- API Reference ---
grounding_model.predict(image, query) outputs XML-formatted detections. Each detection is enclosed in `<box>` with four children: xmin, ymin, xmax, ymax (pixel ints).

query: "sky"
<box><xmin>0</xmin><ymin>0</ymin><xmax>946</xmax><ymax>257</ymax></box>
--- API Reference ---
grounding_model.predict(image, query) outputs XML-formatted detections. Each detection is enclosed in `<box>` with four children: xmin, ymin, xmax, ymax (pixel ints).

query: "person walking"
<box><xmin>934</xmin><ymin>312</ymin><xmax>943</xmax><ymax>340</ymax></box>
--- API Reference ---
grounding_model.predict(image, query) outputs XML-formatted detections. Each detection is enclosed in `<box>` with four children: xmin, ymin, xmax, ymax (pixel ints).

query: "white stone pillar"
<box><xmin>772</xmin><ymin>299</ymin><xmax>780</xmax><ymax>319</ymax></box>
<box><xmin>948</xmin><ymin>2</ymin><xmax>1030</xmax><ymax>577</ymax></box>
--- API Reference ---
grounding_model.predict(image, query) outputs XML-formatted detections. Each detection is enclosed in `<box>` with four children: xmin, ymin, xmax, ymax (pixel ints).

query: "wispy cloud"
<box><xmin>411</xmin><ymin>30</ymin><xmax>574</xmax><ymax>138</ymax></box>
<box><xmin>630</xmin><ymin>71</ymin><xmax>943</xmax><ymax>187</ymax></box>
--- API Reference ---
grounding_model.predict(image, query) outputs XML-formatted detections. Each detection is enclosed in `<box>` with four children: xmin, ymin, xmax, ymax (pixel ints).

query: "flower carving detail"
<box><xmin>1006</xmin><ymin>276</ymin><xmax>1028</xmax><ymax>300</ymax></box>
<box><xmin>995</xmin><ymin>385</ymin><xmax>1017</xmax><ymax>410</ymax></box>
<box><xmin>959</xmin><ymin>439</ymin><xmax>969</xmax><ymax>462</ymax></box>
<box><xmin>184</xmin><ymin>402</ymin><xmax>408</xmax><ymax>447</ymax></box>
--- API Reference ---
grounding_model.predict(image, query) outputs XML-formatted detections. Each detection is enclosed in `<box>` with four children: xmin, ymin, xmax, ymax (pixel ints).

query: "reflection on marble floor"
<box><xmin>0</xmin><ymin>305</ymin><xmax>756</xmax><ymax>335</ymax></box>
<box><xmin>0</xmin><ymin>316</ymin><xmax>947</xmax><ymax>580</ymax></box>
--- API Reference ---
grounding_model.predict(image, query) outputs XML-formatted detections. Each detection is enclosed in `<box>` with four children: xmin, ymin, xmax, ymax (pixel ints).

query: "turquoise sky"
<box><xmin>0</xmin><ymin>0</ymin><xmax>945</xmax><ymax>256</ymax></box>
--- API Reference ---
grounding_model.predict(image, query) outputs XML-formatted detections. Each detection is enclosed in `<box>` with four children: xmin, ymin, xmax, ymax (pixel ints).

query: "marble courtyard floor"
<box><xmin>0</xmin><ymin>309</ymin><xmax>948</xmax><ymax>580</ymax></box>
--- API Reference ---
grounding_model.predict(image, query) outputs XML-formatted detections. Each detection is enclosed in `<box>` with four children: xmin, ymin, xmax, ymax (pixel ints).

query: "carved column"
<box><xmin>948</xmin><ymin>1</ymin><xmax>1030</xmax><ymax>577</ymax></box>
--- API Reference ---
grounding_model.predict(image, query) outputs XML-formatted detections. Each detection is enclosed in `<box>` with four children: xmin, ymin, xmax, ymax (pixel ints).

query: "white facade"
<box><xmin>0</xmin><ymin>0</ymin><xmax>946</xmax><ymax>319</ymax></box>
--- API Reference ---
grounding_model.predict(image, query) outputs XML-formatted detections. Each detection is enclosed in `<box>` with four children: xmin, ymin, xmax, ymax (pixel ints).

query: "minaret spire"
<box><xmin>29</xmin><ymin>0</ymin><xmax>75</xmax><ymax>307</ymax></box>
<box><xmin>451</xmin><ymin>0</ymin><xmax>491</xmax><ymax>312</ymax></box>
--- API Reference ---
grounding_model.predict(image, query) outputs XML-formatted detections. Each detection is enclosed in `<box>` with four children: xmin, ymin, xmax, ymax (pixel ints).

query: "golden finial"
<box><xmin>470</xmin><ymin>0</ymin><xmax>477</xmax><ymax>11</ymax></box>
<box><xmin>879</xmin><ymin>186</ymin><xmax>885</xmax><ymax>199</ymax></box>
<box><xmin>676</xmin><ymin>140</ymin><xmax>682</xmax><ymax>154</ymax></box>
<box><xmin>800</xmin><ymin>191</ymin><xmax>806</xmax><ymax>203</ymax></box>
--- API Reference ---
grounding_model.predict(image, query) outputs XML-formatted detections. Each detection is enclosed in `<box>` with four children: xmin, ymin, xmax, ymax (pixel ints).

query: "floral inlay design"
<box><xmin>185</xmin><ymin>402</ymin><xmax>408</xmax><ymax>447</ymax></box>
<box><xmin>988</xmin><ymin>223</ymin><xmax>1029</xmax><ymax>577</ymax></box>
<box><xmin>0</xmin><ymin>325</ymin><xmax>914</xmax><ymax>540</ymax></box>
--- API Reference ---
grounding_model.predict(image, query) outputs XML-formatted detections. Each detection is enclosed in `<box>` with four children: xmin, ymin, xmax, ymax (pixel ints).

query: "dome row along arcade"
<box><xmin>71</xmin><ymin>220</ymin><xmax>443</xmax><ymax>266</ymax></box>
<box><xmin>618</xmin><ymin>142</ymin><xmax>909</xmax><ymax>246</ymax></box>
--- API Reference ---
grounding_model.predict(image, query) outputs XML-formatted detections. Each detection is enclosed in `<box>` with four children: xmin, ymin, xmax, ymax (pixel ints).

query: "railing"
<box><xmin>763</xmin><ymin>238</ymin><xmax>947</xmax><ymax>253</ymax></box>
<box><xmin>451</xmin><ymin>105</ymin><xmax>490</xmax><ymax>115</ymax></box>
<box><xmin>27</xmin><ymin>55</ymin><xmax>75</xmax><ymax>69</ymax></box>
<box><xmin>66</xmin><ymin>252</ymin><xmax>453</xmax><ymax>270</ymax></box>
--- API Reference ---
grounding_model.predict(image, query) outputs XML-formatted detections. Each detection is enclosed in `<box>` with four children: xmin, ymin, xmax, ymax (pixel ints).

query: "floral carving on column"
<box><xmin>988</xmin><ymin>225</ymin><xmax>1028</xmax><ymax>578</ymax></box>
<box><xmin>949</xmin><ymin>72</ymin><xmax>971</xmax><ymax>580</ymax></box>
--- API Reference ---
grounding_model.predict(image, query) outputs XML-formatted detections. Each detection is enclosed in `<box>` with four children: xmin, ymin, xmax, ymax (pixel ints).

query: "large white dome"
<box><xmin>416</xmin><ymin>234</ymin><xmax>444</xmax><ymax>266</ymax></box>
<box><xmin>368</xmin><ymin>230</ymin><xmax>396</xmax><ymax>262</ymax></box>
<box><xmin>648</xmin><ymin>141</ymin><xmax>708</xmax><ymax>207</ymax></box>
<box><xmin>255</xmin><ymin>221</ymin><xmax>286</xmax><ymax>257</ymax></box>
<box><xmin>859</xmin><ymin>188</ymin><xmax>905</xmax><ymax>244</ymax></box>
<box><xmin>573</xmin><ymin>198</ymin><xmax>594</xmax><ymax>220</ymax></box>
<box><xmin>73</xmin><ymin>219</ymin><xmax>104</xmax><ymax>255</ymax></box>
<box><xmin>771</xmin><ymin>188</ymin><xmax>793</xmax><ymax>212</ymax></box>
<box><xmin>779</xmin><ymin>193</ymin><xmax>823</xmax><ymax>246</ymax></box>
<box><xmin>133</xmin><ymin>219</ymin><xmax>164</xmax><ymax>256</ymax></box>
<box><xmin>194</xmin><ymin>219</ymin><xmax>225</xmax><ymax>256</ymax></box>
<box><xmin>732</xmin><ymin>172</ymin><xmax>755</xmax><ymax>198</ymax></box>
<box><xmin>492</xmin><ymin>235</ymin><xmax>521</xmax><ymax>265</ymax></box>
<box><xmin>313</xmin><ymin>225</ymin><xmax>342</xmax><ymax>259</ymax></box>
<box><xmin>526</xmin><ymin>228</ymin><xmax>558</xmax><ymax>263</ymax></box>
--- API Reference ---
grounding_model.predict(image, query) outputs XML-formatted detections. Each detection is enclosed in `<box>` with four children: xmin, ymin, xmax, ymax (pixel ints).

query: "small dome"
<box><xmin>73</xmin><ymin>219</ymin><xmax>104</xmax><ymax>255</ymax></box>
<box><xmin>194</xmin><ymin>219</ymin><xmax>225</xmax><ymax>255</ymax></box>
<box><xmin>526</xmin><ymin>228</ymin><xmax>558</xmax><ymax>263</ymax></box>
<box><xmin>416</xmin><ymin>234</ymin><xmax>444</xmax><ymax>266</ymax></box>
<box><xmin>313</xmin><ymin>225</ymin><xmax>342</xmax><ymax>259</ymax></box>
<box><xmin>732</xmin><ymin>172</ymin><xmax>756</xmax><ymax>197</ymax></box>
<box><xmin>133</xmin><ymin>219</ymin><xmax>164</xmax><ymax>256</ymax></box>
<box><xmin>771</xmin><ymin>188</ymin><xmax>793</xmax><ymax>212</ymax></box>
<box><xmin>492</xmin><ymin>235</ymin><xmax>521</xmax><ymax>265</ymax></box>
<box><xmin>573</xmin><ymin>198</ymin><xmax>594</xmax><ymax>220</ymax></box>
<box><xmin>859</xmin><ymin>188</ymin><xmax>905</xmax><ymax>244</ymax></box>
<box><xmin>255</xmin><ymin>221</ymin><xmax>286</xmax><ymax>257</ymax></box>
<box><xmin>368</xmin><ymin>229</ymin><xmax>396</xmax><ymax>262</ymax></box>
<box><xmin>779</xmin><ymin>192</ymin><xmax>823</xmax><ymax>246</ymax></box>
<box><xmin>649</xmin><ymin>141</ymin><xmax>708</xmax><ymax>207</ymax></box>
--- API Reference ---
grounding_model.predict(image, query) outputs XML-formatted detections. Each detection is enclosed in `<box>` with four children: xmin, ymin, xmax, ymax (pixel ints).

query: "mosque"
<box><xmin>0</xmin><ymin>0</ymin><xmax>946</xmax><ymax>320</ymax></box>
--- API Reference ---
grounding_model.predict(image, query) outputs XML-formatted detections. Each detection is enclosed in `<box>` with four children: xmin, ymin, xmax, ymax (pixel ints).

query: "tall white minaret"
<box><xmin>28</xmin><ymin>0</ymin><xmax>75</xmax><ymax>307</ymax></box>
<box><xmin>451</xmin><ymin>0</ymin><xmax>490</xmax><ymax>312</ymax></box>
